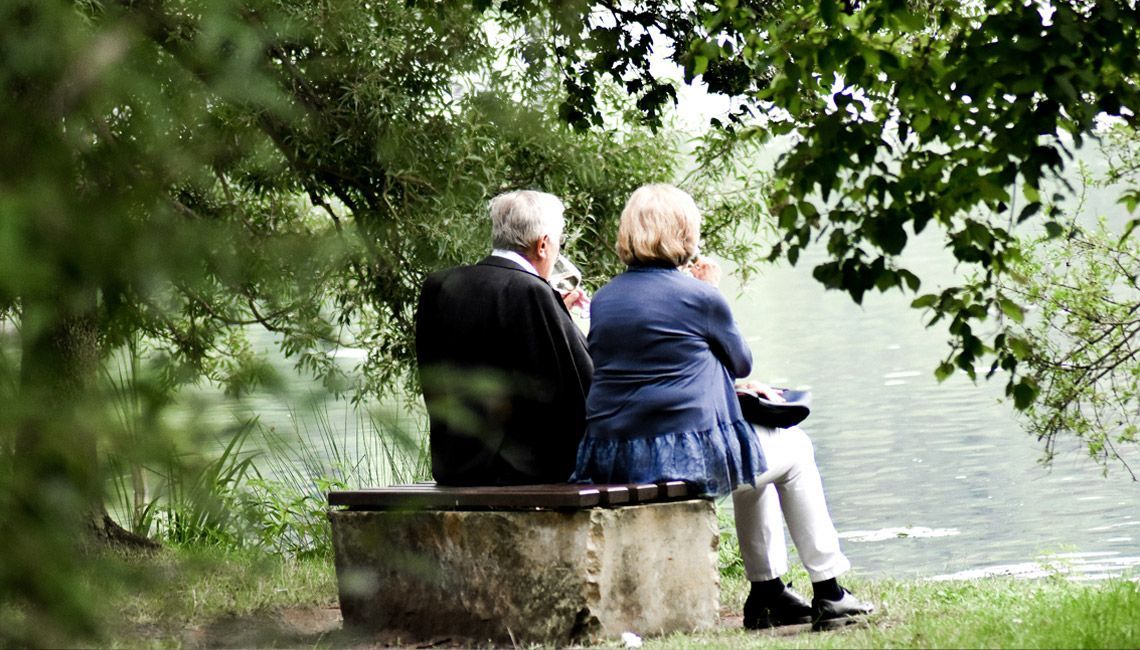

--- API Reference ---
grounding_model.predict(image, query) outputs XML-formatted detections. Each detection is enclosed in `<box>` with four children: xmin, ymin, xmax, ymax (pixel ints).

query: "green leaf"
<box><xmin>1053</xmin><ymin>75</ymin><xmax>1079</xmax><ymax>105</ymax></box>
<box><xmin>1011</xmin><ymin>378</ymin><xmax>1039</xmax><ymax>410</ymax></box>
<box><xmin>1017</xmin><ymin>202</ymin><xmax>1041</xmax><ymax>223</ymax></box>
<box><xmin>911</xmin><ymin>293</ymin><xmax>938</xmax><ymax>309</ymax></box>
<box><xmin>820</xmin><ymin>0</ymin><xmax>839</xmax><ymax>25</ymax></box>
<box><xmin>1022</xmin><ymin>183</ymin><xmax>1040</xmax><ymax>204</ymax></box>
<box><xmin>799</xmin><ymin>201</ymin><xmax>820</xmax><ymax>219</ymax></box>
<box><xmin>934</xmin><ymin>361</ymin><xmax>955</xmax><ymax>382</ymax></box>
<box><xmin>874</xmin><ymin>268</ymin><xmax>897</xmax><ymax>291</ymax></box>
<box><xmin>1007</xmin><ymin>336</ymin><xmax>1033</xmax><ymax>359</ymax></box>
<box><xmin>1120</xmin><ymin>218</ymin><xmax>1138</xmax><ymax>245</ymax></box>
<box><xmin>998</xmin><ymin>297</ymin><xmax>1024</xmax><ymax>323</ymax></box>
<box><xmin>1120</xmin><ymin>190</ymin><xmax>1140</xmax><ymax>214</ymax></box>
<box><xmin>913</xmin><ymin>113</ymin><xmax>932</xmax><ymax>133</ymax></box>
<box><xmin>778</xmin><ymin>203</ymin><xmax>799</xmax><ymax>228</ymax></box>
<box><xmin>845</xmin><ymin>54</ymin><xmax>866</xmax><ymax>82</ymax></box>
<box><xmin>896</xmin><ymin>11</ymin><xmax>925</xmax><ymax>33</ymax></box>
<box><xmin>692</xmin><ymin>55</ymin><xmax>709</xmax><ymax>78</ymax></box>
<box><xmin>1044</xmin><ymin>221</ymin><xmax>1063</xmax><ymax>238</ymax></box>
<box><xmin>900</xmin><ymin>269</ymin><xmax>921</xmax><ymax>292</ymax></box>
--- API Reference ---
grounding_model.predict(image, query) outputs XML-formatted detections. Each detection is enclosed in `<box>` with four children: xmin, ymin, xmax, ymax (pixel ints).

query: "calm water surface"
<box><xmin>723</xmin><ymin>231</ymin><xmax>1139</xmax><ymax>581</ymax></box>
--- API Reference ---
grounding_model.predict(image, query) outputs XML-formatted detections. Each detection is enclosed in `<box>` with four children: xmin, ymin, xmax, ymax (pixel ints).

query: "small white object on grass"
<box><xmin>621</xmin><ymin>632</ymin><xmax>643</xmax><ymax>648</ymax></box>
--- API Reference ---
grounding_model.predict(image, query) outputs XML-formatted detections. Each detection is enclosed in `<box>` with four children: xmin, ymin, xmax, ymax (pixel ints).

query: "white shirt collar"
<box><xmin>490</xmin><ymin>249</ymin><xmax>540</xmax><ymax>277</ymax></box>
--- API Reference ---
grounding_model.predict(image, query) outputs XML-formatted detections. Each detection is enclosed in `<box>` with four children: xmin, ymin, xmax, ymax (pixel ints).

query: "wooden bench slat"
<box><xmin>327</xmin><ymin>481</ymin><xmax>701</xmax><ymax>511</ymax></box>
<box><xmin>376</xmin><ymin>484</ymin><xmax>594</xmax><ymax>493</ymax></box>
<box><xmin>329</xmin><ymin>484</ymin><xmax>605</xmax><ymax>509</ymax></box>
<box><xmin>659</xmin><ymin>480</ymin><xmax>691</xmax><ymax>498</ymax></box>
<box><xmin>598</xmin><ymin>486</ymin><xmax>629</xmax><ymax>506</ymax></box>
<box><xmin>626</xmin><ymin>484</ymin><xmax>660</xmax><ymax>503</ymax></box>
<box><xmin>329</xmin><ymin>487</ymin><xmax>601</xmax><ymax>509</ymax></box>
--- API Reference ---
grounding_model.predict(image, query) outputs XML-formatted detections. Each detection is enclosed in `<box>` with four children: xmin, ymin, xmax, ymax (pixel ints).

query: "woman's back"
<box><xmin>575</xmin><ymin>263</ymin><xmax>763</xmax><ymax>495</ymax></box>
<box><xmin>586</xmin><ymin>265</ymin><xmax>751</xmax><ymax>439</ymax></box>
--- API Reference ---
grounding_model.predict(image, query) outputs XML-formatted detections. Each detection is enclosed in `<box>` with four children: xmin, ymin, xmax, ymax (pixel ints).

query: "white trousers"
<box><xmin>732</xmin><ymin>424</ymin><xmax>851</xmax><ymax>583</ymax></box>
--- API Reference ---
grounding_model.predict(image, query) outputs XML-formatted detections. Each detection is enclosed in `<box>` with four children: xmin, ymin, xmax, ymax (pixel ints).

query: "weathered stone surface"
<box><xmin>329</xmin><ymin>500</ymin><xmax>719</xmax><ymax>645</ymax></box>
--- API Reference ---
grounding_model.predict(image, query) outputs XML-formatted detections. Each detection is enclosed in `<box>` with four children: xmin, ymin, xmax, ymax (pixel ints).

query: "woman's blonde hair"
<box><xmin>616</xmin><ymin>184</ymin><xmax>701</xmax><ymax>266</ymax></box>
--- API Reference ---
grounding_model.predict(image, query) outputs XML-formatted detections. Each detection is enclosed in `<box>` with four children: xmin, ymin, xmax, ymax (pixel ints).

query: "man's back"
<box><xmin>415</xmin><ymin>256</ymin><xmax>592</xmax><ymax>485</ymax></box>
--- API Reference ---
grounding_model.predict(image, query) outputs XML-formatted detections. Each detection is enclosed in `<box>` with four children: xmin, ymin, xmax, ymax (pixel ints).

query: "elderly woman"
<box><xmin>572</xmin><ymin>184</ymin><xmax>873</xmax><ymax>632</ymax></box>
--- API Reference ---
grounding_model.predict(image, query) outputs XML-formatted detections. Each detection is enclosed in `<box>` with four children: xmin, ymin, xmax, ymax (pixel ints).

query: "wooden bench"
<box><xmin>327</xmin><ymin>481</ymin><xmax>718</xmax><ymax>645</ymax></box>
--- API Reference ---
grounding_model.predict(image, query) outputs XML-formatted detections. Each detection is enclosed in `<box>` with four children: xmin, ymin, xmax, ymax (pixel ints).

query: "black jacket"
<box><xmin>414</xmin><ymin>256</ymin><xmax>593</xmax><ymax>485</ymax></box>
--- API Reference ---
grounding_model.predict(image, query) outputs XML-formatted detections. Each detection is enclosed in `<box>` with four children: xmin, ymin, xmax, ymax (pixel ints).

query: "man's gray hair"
<box><xmin>489</xmin><ymin>190</ymin><xmax>565</xmax><ymax>252</ymax></box>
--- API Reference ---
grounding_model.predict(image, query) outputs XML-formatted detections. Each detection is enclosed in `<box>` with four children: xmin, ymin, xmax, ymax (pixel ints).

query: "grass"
<box><xmin>101</xmin><ymin>546</ymin><xmax>338</xmax><ymax>648</ymax></box>
<box><xmin>93</xmin><ymin>545</ymin><xmax>1140</xmax><ymax>649</ymax></box>
<box><xmin>657</xmin><ymin>572</ymin><xmax>1140</xmax><ymax>650</ymax></box>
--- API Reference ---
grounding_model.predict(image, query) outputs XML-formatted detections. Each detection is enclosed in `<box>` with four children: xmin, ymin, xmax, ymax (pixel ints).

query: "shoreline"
<box><xmin>83</xmin><ymin>547</ymin><xmax>1140</xmax><ymax>649</ymax></box>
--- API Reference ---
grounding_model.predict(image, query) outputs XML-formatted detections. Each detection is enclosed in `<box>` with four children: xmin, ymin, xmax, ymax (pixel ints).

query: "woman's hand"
<box><xmin>688</xmin><ymin>256</ymin><xmax>722</xmax><ymax>288</ymax></box>
<box><xmin>736</xmin><ymin>381</ymin><xmax>786</xmax><ymax>403</ymax></box>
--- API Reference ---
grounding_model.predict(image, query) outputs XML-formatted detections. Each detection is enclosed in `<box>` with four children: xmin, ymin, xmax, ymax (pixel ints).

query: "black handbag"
<box><xmin>737</xmin><ymin>388</ymin><xmax>812</xmax><ymax>428</ymax></box>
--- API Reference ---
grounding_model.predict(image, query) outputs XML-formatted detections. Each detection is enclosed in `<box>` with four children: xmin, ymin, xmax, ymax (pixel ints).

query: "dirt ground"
<box><xmin>167</xmin><ymin>606</ymin><xmax>810</xmax><ymax>648</ymax></box>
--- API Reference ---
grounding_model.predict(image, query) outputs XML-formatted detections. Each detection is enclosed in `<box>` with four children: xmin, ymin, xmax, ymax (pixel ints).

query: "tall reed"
<box><xmin>103</xmin><ymin>376</ymin><xmax>429</xmax><ymax>556</ymax></box>
<box><xmin>240</xmin><ymin>399</ymin><xmax>429</xmax><ymax>557</ymax></box>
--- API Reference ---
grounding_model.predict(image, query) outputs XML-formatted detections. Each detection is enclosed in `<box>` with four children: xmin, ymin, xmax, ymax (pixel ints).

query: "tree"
<box><xmin>3</xmin><ymin>0</ymin><xmax>776</xmax><ymax>643</ymax></box>
<box><xmin>1000</xmin><ymin>123</ymin><xmax>1140</xmax><ymax>477</ymax></box>
<box><xmin>492</xmin><ymin>0</ymin><xmax>1140</xmax><ymax>470</ymax></box>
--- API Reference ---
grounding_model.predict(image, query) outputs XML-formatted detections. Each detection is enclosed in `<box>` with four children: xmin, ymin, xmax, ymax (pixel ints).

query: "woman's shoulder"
<box><xmin>603</xmin><ymin>266</ymin><xmax>709</xmax><ymax>288</ymax></box>
<box><xmin>595</xmin><ymin>266</ymin><xmax>721</xmax><ymax>305</ymax></box>
<box><xmin>656</xmin><ymin>268</ymin><xmax>725</xmax><ymax>303</ymax></box>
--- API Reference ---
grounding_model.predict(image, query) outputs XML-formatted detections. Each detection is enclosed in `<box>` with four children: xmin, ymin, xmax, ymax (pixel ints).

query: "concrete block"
<box><xmin>329</xmin><ymin>500</ymin><xmax>719</xmax><ymax>645</ymax></box>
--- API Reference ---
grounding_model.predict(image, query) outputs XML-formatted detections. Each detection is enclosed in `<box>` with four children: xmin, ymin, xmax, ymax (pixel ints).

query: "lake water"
<box><xmin>719</xmin><ymin>150</ymin><xmax>1139</xmax><ymax>581</ymax></box>
<box><xmin>724</xmin><ymin>229</ymin><xmax>1139</xmax><ymax>582</ymax></box>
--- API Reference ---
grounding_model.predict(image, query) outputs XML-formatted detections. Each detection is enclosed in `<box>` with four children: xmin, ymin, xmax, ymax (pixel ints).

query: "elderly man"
<box><xmin>415</xmin><ymin>190</ymin><xmax>592</xmax><ymax>486</ymax></box>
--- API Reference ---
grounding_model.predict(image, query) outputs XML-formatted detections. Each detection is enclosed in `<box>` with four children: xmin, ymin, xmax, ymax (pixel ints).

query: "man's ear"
<box><xmin>535</xmin><ymin>234</ymin><xmax>551</xmax><ymax>260</ymax></box>
<box><xmin>522</xmin><ymin>235</ymin><xmax>545</xmax><ymax>267</ymax></box>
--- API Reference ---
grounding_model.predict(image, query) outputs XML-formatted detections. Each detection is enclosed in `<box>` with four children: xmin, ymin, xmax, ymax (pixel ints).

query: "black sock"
<box><xmin>812</xmin><ymin>578</ymin><xmax>843</xmax><ymax>601</ymax></box>
<box><xmin>750</xmin><ymin>577</ymin><xmax>786</xmax><ymax>601</ymax></box>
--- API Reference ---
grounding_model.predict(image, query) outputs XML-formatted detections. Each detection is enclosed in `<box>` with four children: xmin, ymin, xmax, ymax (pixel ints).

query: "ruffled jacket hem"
<box><xmin>570</xmin><ymin>418</ymin><xmax>766</xmax><ymax>497</ymax></box>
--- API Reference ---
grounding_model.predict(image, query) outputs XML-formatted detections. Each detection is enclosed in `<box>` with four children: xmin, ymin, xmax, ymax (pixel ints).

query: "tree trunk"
<box><xmin>15</xmin><ymin>297</ymin><xmax>159</xmax><ymax>551</ymax></box>
<box><xmin>89</xmin><ymin>512</ymin><xmax>161</xmax><ymax>551</ymax></box>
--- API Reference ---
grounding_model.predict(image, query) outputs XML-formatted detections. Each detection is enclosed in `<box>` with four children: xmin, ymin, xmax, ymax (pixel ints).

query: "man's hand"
<box><xmin>562</xmin><ymin>288</ymin><xmax>590</xmax><ymax>314</ymax></box>
<box><xmin>688</xmin><ymin>256</ymin><xmax>721</xmax><ymax>288</ymax></box>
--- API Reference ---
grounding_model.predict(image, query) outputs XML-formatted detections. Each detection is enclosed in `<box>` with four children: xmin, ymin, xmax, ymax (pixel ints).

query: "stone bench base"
<box><xmin>329</xmin><ymin>499</ymin><xmax>719</xmax><ymax>645</ymax></box>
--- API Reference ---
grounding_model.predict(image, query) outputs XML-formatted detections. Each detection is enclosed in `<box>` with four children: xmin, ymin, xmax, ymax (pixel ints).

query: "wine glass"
<box><xmin>549</xmin><ymin>255</ymin><xmax>582</xmax><ymax>295</ymax></box>
<box><xmin>550</xmin><ymin>255</ymin><xmax>590</xmax><ymax>322</ymax></box>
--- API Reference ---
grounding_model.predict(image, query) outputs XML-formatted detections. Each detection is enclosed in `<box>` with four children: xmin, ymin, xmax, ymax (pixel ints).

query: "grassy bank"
<box><xmin>95</xmin><ymin>546</ymin><xmax>1139</xmax><ymax>649</ymax></box>
<box><xmin>688</xmin><ymin>571</ymin><xmax>1140</xmax><ymax>649</ymax></box>
<box><xmin>102</xmin><ymin>547</ymin><xmax>339</xmax><ymax>648</ymax></box>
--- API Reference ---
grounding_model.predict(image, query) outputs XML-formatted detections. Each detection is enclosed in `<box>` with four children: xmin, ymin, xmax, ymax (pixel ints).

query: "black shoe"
<box><xmin>743</xmin><ymin>582</ymin><xmax>813</xmax><ymax>629</ymax></box>
<box><xmin>811</xmin><ymin>587</ymin><xmax>875</xmax><ymax>631</ymax></box>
